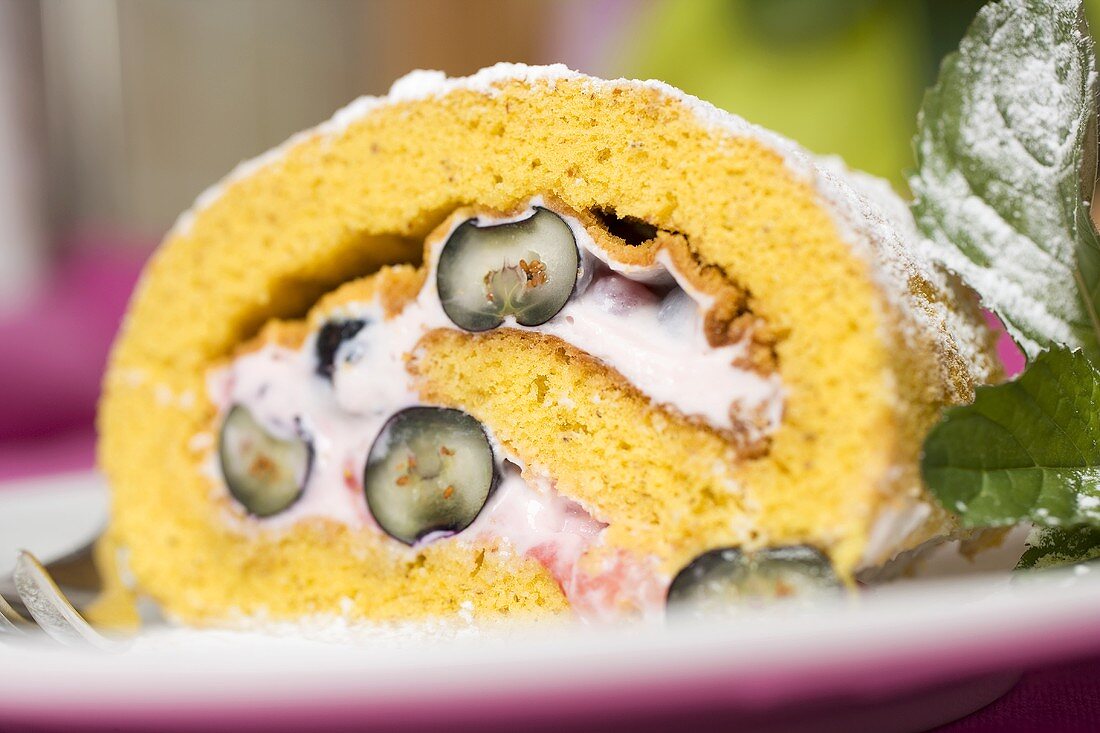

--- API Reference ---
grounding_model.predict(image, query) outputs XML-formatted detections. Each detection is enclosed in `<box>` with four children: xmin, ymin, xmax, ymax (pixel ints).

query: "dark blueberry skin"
<box><xmin>315</xmin><ymin>319</ymin><xmax>367</xmax><ymax>379</ymax></box>
<box><xmin>218</xmin><ymin>404</ymin><xmax>313</xmax><ymax>518</ymax></box>
<box><xmin>666</xmin><ymin>547</ymin><xmax>749</xmax><ymax>608</ymax></box>
<box><xmin>436</xmin><ymin>207</ymin><xmax>580</xmax><ymax>332</ymax></box>
<box><xmin>666</xmin><ymin>544</ymin><xmax>840</xmax><ymax>618</ymax></box>
<box><xmin>363</xmin><ymin>407</ymin><xmax>498</xmax><ymax>545</ymax></box>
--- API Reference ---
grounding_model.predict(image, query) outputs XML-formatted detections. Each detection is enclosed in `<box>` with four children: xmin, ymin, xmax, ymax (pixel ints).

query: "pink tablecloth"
<box><xmin>1</xmin><ymin>244</ymin><xmax>1097</xmax><ymax>733</ymax></box>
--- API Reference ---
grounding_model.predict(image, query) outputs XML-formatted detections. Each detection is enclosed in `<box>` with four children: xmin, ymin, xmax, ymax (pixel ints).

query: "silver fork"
<box><xmin>0</xmin><ymin>542</ymin><xmax>127</xmax><ymax>650</ymax></box>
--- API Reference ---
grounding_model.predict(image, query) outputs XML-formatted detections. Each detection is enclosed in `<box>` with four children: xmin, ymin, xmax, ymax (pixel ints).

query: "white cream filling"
<box><xmin>165</xmin><ymin>64</ymin><xmax>986</xmax><ymax>614</ymax></box>
<box><xmin>207</xmin><ymin>200</ymin><xmax>783</xmax><ymax>618</ymax></box>
<box><xmin>858</xmin><ymin>499</ymin><xmax>935</xmax><ymax>568</ymax></box>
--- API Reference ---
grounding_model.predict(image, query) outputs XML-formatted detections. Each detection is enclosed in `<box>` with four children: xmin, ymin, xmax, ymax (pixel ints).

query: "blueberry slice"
<box><xmin>437</xmin><ymin>207</ymin><xmax>579</xmax><ymax>332</ymax></box>
<box><xmin>657</xmin><ymin>288</ymin><xmax>697</xmax><ymax>337</ymax></box>
<box><xmin>363</xmin><ymin>407</ymin><xmax>497</xmax><ymax>545</ymax></box>
<box><xmin>666</xmin><ymin>545</ymin><xmax>841</xmax><ymax>617</ymax></box>
<box><xmin>218</xmin><ymin>405</ymin><xmax>311</xmax><ymax>517</ymax></box>
<box><xmin>315</xmin><ymin>319</ymin><xmax>367</xmax><ymax>379</ymax></box>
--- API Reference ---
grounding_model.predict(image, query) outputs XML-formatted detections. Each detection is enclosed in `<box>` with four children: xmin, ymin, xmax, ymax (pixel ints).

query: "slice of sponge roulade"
<box><xmin>96</xmin><ymin>64</ymin><xmax>1000</xmax><ymax>626</ymax></box>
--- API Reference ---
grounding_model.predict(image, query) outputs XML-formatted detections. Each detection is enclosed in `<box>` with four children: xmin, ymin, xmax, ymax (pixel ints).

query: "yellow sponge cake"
<box><xmin>95</xmin><ymin>64</ymin><xmax>1000</xmax><ymax>627</ymax></box>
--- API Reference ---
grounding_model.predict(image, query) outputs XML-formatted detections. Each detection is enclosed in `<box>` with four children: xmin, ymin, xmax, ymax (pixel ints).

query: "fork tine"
<box><xmin>0</xmin><ymin>592</ymin><xmax>29</xmax><ymax>633</ymax></box>
<box><xmin>13</xmin><ymin>551</ymin><xmax>127</xmax><ymax>651</ymax></box>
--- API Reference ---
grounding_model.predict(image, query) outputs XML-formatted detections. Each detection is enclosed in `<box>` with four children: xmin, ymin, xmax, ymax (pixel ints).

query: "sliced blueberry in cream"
<box><xmin>747</xmin><ymin>545</ymin><xmax>841</xmax><ymax>596</ymax></box>
<box><xmin>657</xmin><ymin>288</ymin><xmax>697</xmax><ymax>336</ymax></box>
<box><xmin>589</xmin><ymin>273</ymin><xmax>660</xmax><ymax>315</ymax></box>
<box><xmin>437</xmin><ymin>207</ymin><xmax>580</xmax><ymax>331</ymax></box>
<box><xmin>363</xmin><ymin>407</ymin><xmax>497</xmax><ymax>545</ymax></box>
<box><xmin>666</xmin><ymin>545</ymin><xmax>840</xmax><ymax>617</ymax></box>
<box><xmin>315</xmin><ymin>319</ymin><xmax>367</xmax><ymax>379</ymax></box>
<box><xmin>218</xmin><ymin>405</ymin><xmax>312</xmax><ymax>517</ymax></box>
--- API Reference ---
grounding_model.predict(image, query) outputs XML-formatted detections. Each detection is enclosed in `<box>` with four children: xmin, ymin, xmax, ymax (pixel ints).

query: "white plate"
<box><xmin>0</xmin><ymin>471</ymin><xmax>107</xmax><ymax>579</ymax></box>
<box><xmin>2</xmin><ymin>472</ymin><xmax>1099</xmax><ymax>733</ymax></box>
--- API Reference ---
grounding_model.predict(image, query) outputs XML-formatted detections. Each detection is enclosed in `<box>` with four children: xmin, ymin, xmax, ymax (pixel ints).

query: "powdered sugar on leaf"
<box><xmin>1017</xmin><ymin>524</ymin><xmax>1100</xmax><ymax>569</ymax></box>
<box><xmin>910</xmin><ymin>0</ymin><xmax>1100</xmax><ymax>362</ymax></box>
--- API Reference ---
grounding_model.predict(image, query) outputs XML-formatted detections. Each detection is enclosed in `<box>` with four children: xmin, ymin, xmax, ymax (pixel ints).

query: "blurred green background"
<box><xmin>625</xmin><ymin>0</ymin><xmax>1100</xmax><ymax>189</ymax></box>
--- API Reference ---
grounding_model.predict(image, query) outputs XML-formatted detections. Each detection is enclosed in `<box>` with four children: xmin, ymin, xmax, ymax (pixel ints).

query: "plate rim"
<box><xmin>3</xmin><ymin>471</ymin><xmax>1100</xmax><ymax>724</ymax></box>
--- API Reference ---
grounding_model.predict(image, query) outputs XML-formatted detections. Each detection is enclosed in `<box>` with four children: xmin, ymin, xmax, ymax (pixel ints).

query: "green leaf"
<box><xmin>1017</xmin><ymin>524</ymin><xmax>1100</xmax><ymax>569</ymax></box>
<box><xmin>921</xmin><ymin>348</ymin><xmax>1100</xmax><ymax>528</ymax></box>
<box><xmin>910</xmin><ymin>0</ymin><xmax>1100</xmax><ymax>362</ymax></box>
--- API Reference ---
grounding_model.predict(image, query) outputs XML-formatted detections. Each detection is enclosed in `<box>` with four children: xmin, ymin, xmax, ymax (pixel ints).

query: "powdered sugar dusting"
<box><xmin>1072</xmin><ymin>467</ymin><xmax>1100</xmax><ymax>522</ymax></box>
<box><xmin>910</xmin><ymin>0</ymin><xmax>1098</xmax><ymax>359</ymax></box>
<box><xmin>166</xmin><ymin>61</ymin><xmax>993</xmax><ymax>390</ymax></box>
<box><xmin>811</xmin><ymin>158</ymin><xmax>1000</xmax><ymax>565</ymax></box>
<box><xmin>169</xmin><ymin>611</ymin><xmax>486</xmax><ymax>647</ymax></box>
<box><xmin>167</xmin><ymin>63</ymin><xmax>816</xmax><ymax>239</ymax></box>
<box><xmin>817</xmin><ymin>158</ymin><xmax>998</xmax><ymax>392</ymax></box>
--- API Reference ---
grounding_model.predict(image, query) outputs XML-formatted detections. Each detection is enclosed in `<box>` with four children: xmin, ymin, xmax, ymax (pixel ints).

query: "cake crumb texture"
<box><xmin>96</xmin><ymin>66</ymin><xmax>997</xmax><ymax>624</ymax></box>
